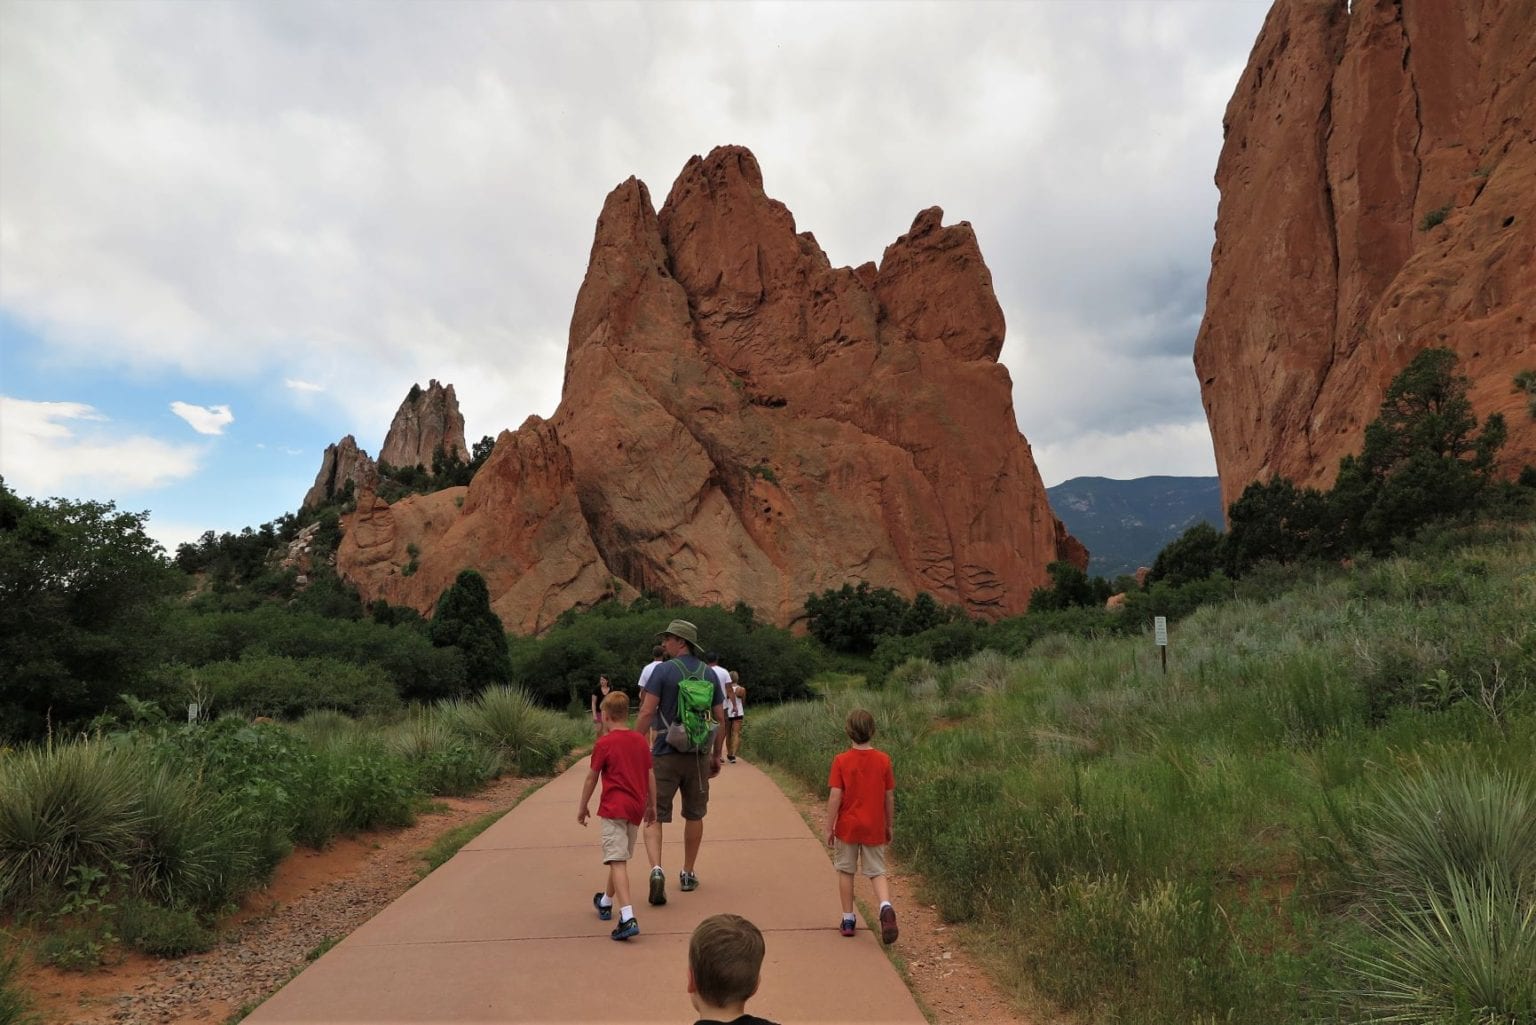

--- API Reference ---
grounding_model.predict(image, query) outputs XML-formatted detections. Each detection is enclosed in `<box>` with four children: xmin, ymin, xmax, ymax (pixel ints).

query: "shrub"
<box><xmin>430</xmin><ymin>570</ymin><xmax>511</xmax><ymax>687</ymax></box>
<box><xmin>190</xmin><ymin>653</ymin><xmax>401</xmax><ymax>720</ymax></box>
<box><xmin>1418</xmin><ymin>204</ymin><xmax>1451</xmax><ymax>230</ymax></box>
<box><xmin>452</xmin><ymin>686</ymin><xmax>582</xmax><ymax>776</ymax></box>
<box><xmin>115</xmin><ymin>899</ymin><xmax>215</xmax><ymax>957</ymax></box>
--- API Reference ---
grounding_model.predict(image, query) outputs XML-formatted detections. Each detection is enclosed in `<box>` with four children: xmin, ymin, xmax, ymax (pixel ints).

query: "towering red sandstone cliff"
<box><xmin>337</xmin><ymin>146</ymin><xmax>1082</xmax><ymax>630</ymax></box>
<box><xmin>1195</xmin><ymin>0</ymin><xmax>1535</xmax><ymax>511</ymax></box>
<box><xmin>378</xmin><ymin>379</ymin><xmax>469</xmax><ymax>471</ymax></box>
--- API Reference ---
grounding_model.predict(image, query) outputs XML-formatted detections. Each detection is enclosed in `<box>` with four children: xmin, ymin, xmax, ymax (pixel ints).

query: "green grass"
<box><xmin>0</xmin><ymin>939</ymin><xmax>41</xmax><ymax>1025</ymax></box>
<box><xmin>751</xmin><ymin>523</ymin><xmax>1536</xmax><ymax>1024</ymax></box>
<box><xmin>417</xmin><ymin>810</ymin><xmax>505</xmax><ymax>876</ymax></box>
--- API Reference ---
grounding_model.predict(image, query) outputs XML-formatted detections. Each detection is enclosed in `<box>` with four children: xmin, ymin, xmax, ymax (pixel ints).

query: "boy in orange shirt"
<box><xmin>824</xmin><ymin>708</ymin><xmax>898</xmax><ymax>944</ymax></box>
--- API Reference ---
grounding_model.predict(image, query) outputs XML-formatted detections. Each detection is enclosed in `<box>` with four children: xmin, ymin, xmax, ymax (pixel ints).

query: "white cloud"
<box><xmin>0</xmin><ymin>396</ymin><xmax>203</xmax><ymax>496</ymax></box>
<box><xmin>1032</xmin><ymin>420</ymin><xmax>1218</xmax><ymax>489</ymax></box>
<box><xmin>170</xmin><ymin>401</ymin><xmax>234</xmax><ymax>435</ymax></box>
<box><xmin>0</xmin><ymin>1</ymin><xmax>1270</xmax><ymax>480</ymax></box>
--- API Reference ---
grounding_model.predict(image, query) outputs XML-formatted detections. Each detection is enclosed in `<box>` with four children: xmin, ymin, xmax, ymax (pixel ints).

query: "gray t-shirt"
<box><xmin>643</xmin><ymin>654</ymin><xmax>726</xmax><ymax>756</ymax></box>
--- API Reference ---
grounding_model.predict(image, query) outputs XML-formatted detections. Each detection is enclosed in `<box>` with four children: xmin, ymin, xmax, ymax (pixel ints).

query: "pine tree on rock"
<box><xmin>430</xmin><ymin>569</ymin><xmax>511</xmax><ymax>688</ymax></box>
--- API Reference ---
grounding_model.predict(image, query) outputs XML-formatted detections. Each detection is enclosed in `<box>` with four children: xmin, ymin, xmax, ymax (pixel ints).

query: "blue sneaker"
<box><xmin>593</xmin><ymin>892</ymin><xmax>612</xmax><ymax>921</ymax></box>
<box><xmin>679</xmin><ymin>869</ymin><xmax>699</xmax><ymax>892</ymax></box>
<box><xmin>611</xmin><ymin>917</ymin><xmax>639</xmax><ymax>941</ymax></box>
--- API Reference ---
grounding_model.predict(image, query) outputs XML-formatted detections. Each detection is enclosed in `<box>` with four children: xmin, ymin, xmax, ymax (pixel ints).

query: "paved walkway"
<box><xmin>244</xmin><ymin>755</ymin><xmax>927</xmax><ymax>1024</ymax></box>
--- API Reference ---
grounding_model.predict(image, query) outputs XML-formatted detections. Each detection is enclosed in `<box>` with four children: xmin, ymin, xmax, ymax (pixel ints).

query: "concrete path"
<box><xmin>243</xmin><ymin>755</ymin><xmax>927</xmax><ymax>1025</ymax></box>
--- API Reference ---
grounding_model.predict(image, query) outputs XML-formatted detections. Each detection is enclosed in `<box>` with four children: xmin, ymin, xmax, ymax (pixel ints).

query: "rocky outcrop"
<box><xmin>337</xmin><ymin>146</ymin><xmax>1083</xmax><ymax>629</ymax></box>
<box><xmin>302</xmin><ymin>435</ymin><xmax>379</xmax><ymax>511</ymax></box>
<box><xmin>336</xmin><ymin>418</ymin><xmax>621</xmax><ymax>635</ymax></box>
<box><xmin>378</xmin><ymin>380</ymin><xmax>469</xmax><ymax>471</ymax></box>
<box><xmin>1195</xmin><ymin>0</ymin><xmax>1536</xmax><ymax>512</ymax></box>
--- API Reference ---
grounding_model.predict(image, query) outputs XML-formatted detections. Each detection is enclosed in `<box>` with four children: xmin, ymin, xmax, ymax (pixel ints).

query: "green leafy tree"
<box><xmin>1334</xmin><ymin>348</ymin><xmax>1507</xmax><ymax>552</ymax></box>
<box><xmin>1029</xmin><ymin>560</ymin><xmax>1112</xmax><ymax>611</ymax></box>
<box><xmin>430</xmin><ymin>570</ymin><xmax>511</xmax><ymax>688</ymax></box>
<box><xmin>0</xmin><ymin>480</ymin><xmax>183</xmax><ymax>740</ymax></box>
<box><xmin>804</xmin><ymin>582</ymin><xmax>911</xmax><ymax>655</ymax></box>
<box><xmin>1224</xmin><ymin>478</ymin><xmax>1331</xmax><ymax>574</ymax></box>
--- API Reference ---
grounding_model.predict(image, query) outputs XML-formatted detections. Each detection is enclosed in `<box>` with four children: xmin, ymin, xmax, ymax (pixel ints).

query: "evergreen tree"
<box><xmin>429</xmin><ymin>569</ymin><xmax>511</xmax><ymax>688</ymax></box>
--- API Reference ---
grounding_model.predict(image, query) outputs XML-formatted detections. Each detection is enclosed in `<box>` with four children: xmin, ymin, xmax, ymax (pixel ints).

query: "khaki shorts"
<box><xmin>653</xmin><ymin>752</ymin><xmax>710</xmax><ymax>822</ymax></box>
<box><xmin>601</xmin><ymin>817</ymin><xmax>638</xmax><ymax>863</ymax></box>
<box><xmin>832</xmin><ymin>838</ymin><xmax>887</xmax><ymax>877</ymax></box>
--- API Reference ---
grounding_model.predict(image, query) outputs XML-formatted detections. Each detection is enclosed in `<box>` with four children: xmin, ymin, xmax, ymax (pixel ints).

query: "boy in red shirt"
<box><xmin>578</xmin><ymin>691</ymin><xmax>657</xmax><ymax>940</ymax></box>
<box><xmin>824</xmin><ymin>708</ymin><xmax>898</xmax><ymax>944</ymax></box>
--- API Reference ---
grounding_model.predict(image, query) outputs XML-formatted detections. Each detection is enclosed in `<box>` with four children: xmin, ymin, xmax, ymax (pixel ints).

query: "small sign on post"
<box><xmin>187</xmin><ymin>702</ymin><xmax>200</xmax><ymax>724</ymax></box>
<box><xmin>1154</xmin><ymin>616</ymin><xmax>1168</xmax><ymax>674</ymax></box>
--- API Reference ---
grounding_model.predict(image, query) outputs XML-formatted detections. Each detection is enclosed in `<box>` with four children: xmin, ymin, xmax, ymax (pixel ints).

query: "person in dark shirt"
<box><xmin>687</xmin><ymin>914</ymin><xmax>780</xmax><ymax>1025</ymax></box>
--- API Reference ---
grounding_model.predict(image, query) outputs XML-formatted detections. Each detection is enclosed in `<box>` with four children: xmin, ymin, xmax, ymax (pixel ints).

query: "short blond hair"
<box><xmin>689</xmin><ymin>914</ymin><xmax>764</xmax><ymax>1007</ymax></box>
<box><xmin>845</xmin><ymin>708</ymin><xmax>875</xmax><ymax>744</ymax></box>
<box><xmin>601</xmin><ymin>690</ymin><xmax>629</xmax><ymax>720</ymax></box>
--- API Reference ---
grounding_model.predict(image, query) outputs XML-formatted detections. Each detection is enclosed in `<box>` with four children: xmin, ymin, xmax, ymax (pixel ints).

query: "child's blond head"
<box><xmin>689</xmin><ymin>914</ymin><xmax>764</xmax><ymax>1007</ymax></box>
<box><xmin>600</xmin><ymin>690</ymin><xmax>629</xmax><ymax>721</ymax></box>
<box><xmin>845</xmin><ymin>708</ymin><xmax>876</xmax><ymax>744</ymax></box>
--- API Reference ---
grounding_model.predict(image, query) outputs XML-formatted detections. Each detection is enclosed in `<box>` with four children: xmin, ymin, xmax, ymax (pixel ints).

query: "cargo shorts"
<box><xmin>653</xmin><ymin>752</ymin><xmax>710</xmax><ymax>822</ymax></box>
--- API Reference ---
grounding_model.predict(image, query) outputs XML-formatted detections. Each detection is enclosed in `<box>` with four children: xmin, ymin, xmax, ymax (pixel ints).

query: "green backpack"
<box><xmin>665</xmin><ymin>658</ymin><xmax>717</xmax><ymax>753</ymax></box>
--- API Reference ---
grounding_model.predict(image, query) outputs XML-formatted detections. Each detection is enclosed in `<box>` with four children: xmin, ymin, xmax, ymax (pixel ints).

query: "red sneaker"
<box><xmin>879</xmin><ymin>905</ymin><xmax>898</xmax><ymax>945</ymax></box>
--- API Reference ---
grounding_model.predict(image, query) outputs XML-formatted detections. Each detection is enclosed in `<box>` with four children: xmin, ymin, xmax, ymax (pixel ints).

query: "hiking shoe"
<box><xmin>839</xmin><ymin>918</ymin><xmax>856</xmax><ymax>937</ymax></box>
<box><xmin>879</xmin><ymin>905</ymin><xmax>899</xmax><ymax>945</ymax></box>
<box><xmin>648</xmin><ymin>868</ymin><xmax>666</xmax><ymax>906</ymax></box>
<box><xmin>611</xmin><ymin>917</ymin><xmax>639</xmax><ymax>941</ymax></box>
<box><xmin>593</xmin><ymin>892</ymin><xmax>612</xmax><ymax>921</ymax></box>
<box><xmin>679</xmin><ymin>869</ymin><xmax>699</xmax><ymax>892</ymax></box>
<box><xmin>727</xmin><ymin>756</ymin><xmax>737</xmax><ymax>763</ymax></box>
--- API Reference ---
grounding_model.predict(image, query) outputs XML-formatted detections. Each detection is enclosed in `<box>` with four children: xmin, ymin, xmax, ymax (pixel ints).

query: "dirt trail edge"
<box><xmin>242</xmin><ymin>756</ymin><xmax>927</xmax><ymax>1025</ymax></box>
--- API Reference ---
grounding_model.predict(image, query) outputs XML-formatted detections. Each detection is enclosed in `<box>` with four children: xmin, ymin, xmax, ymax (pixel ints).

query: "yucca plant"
<box><xmin>1339</xmin><ymin>871</ymin><xmax>1536</xmax><ymax>1024</ymax></box>
<box><xmin>0</xmin><ymin>741</ymin><xmax>144</xmax><ymax>910</ymax></box>
<box><xmin>455</xmin><ymin>686</ymin><xmax>559</xmax><ymax>776</ymax></box>
<box><xmin>132</xmin><ymin>764</ymin><xmax>256</xmax><ymax>910</ymax></box>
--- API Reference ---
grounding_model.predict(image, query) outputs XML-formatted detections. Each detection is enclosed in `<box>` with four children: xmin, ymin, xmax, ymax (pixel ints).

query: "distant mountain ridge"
<box><xmin>1046</xmin><ymin>476</ymin><xmax>1223</xmax><ymax>579</ymax></box>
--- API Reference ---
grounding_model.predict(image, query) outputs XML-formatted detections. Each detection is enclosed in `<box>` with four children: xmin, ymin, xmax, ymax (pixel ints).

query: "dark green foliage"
<box><xmin>1224</xmin><ymin>478</ymin><xmax>1333</xmax><ymax>575</ymax></box>
<box><xmin>804</xmin><ymin>582</ymin><xmax>960</xmax><ymax>655</ymax></box>
<box><xmin>1029</xmin><ymin>561</ymin><xmax>1113</xmax><ymax>611</ymax></box>
<box><xmin>0</xmin><ymin>480</ymin><xmax>184</xmax><ymax>741</ymax></box>
<box><xmin>180</xmin><ymin>654</ymin><xmax>401</xmax><ymax>720</ymax></box>
<box><xmin>431</xmin><ymin>570</ymin><xmax>511</xmax><ymax>688</ymax></box>
<box><xmin>1516</xmin><ymin>369</ymin><xmax>1536</xmax><ymax>419</ymax></box>
<box><xmin>159</xmin><ymin>605</ymin><xmax>467</xmax><ymax>705</ymax></box>
<box><xmin>506</xmin><ymin>598</ymin><xmax>816</xmax><ymax>708</ymax></box>
<box><xmin>115</xmin><ymin>899</ymin><xmax>215</xmax><ymax>957</ymax></box>
<box><xmin>1418</xmin><ymin>204</ymin><xmax>1451</xmax><ymax>230</ymax></box>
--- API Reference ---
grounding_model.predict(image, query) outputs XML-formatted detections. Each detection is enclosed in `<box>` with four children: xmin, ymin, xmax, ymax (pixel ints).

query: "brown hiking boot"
<box><xmin>879</xmin><ymin>904</ymin><xmax>898</xmax><ymax>945</ymax></box>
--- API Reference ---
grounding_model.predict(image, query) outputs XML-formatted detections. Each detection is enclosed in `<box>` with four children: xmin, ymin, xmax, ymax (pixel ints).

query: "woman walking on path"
<box><xmin>724</xmin><ymin>671</ymin><xmax>746</xmax><ymax>763</ymax></box>
<box><xmin>590</xmin><ymin>675</ymin><xmax>613</xmax><ymax>735</ymax></box>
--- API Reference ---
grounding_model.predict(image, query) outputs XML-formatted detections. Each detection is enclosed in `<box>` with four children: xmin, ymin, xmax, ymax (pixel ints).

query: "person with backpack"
<box><xmin>633</xmin><ymin>618</ymin><xmax>726</xmax><ymax>906</ymax></box>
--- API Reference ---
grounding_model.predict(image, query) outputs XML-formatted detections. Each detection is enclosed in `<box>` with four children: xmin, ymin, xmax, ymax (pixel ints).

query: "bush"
<box><xmin>115</xmin><ymin>899</ymin><xmax>215</xmax><ymax>957</ymax></box>
<box><xmin>451</xmin><ymin>686</ymin><xmax>581</xmax><ymax>776</ymax></box>
<box><xmin>187</xmin><ymin>653</ymin><xmax>401</xmax><ymax>720</ymax></box>
<box><xmin>430</xmin><ymin>570</ymin><xmax>511</xmax><ymax>688</ymax></box>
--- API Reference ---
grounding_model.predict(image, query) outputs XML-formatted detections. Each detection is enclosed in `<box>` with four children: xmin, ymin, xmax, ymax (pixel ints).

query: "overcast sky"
<box><xmin>0</xmin><ymin>0</ymin><xmax>1271</xmax><ymax>553</ymax></box>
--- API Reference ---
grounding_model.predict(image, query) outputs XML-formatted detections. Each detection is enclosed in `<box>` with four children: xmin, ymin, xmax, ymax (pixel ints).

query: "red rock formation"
<box><xmin>302</xmin><ymin>435</ymin><xmax>379</xmax><ymax>511</ymax></box>
<box><xmin>336</xmin><ymin>418</ymin><xmax>623</xmax><ymax>635</ymax></box>
<box><xmin>378</xmin><ymin>379</ymin><xmax>469</xmax><ymax>471</ymax></box>
<box><xmin>1196</xmin><ymin>0</ymin><xmax>1536</xmax><ymax>512</ymax></box>
<box><xmin>338</xmin><ymin>146</ymin><xmax>1083</xmax><ymax>629</ymax></box>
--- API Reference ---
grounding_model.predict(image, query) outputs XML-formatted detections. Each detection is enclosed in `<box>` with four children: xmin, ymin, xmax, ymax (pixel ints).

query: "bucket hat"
<box><xmin>656</xmin><ymin>618</ymin><xmax>703</xmax><ymax>651</ymax></box>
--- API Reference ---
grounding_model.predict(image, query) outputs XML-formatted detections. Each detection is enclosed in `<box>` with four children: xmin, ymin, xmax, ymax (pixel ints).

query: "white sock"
<box><xmin>653</xmin><ymin>864</ymin><xmax>663</xmax><ymax>873</ymax></box>
<box><xmin>880</xmin><ymin>901</ymin><xmax>892</xmax><ymax>911</ymax></box>
<box><xmin>599</xmin><ymin>894</ymin><xmax>612</xmax><ymax>907</ymax></box>
<box><xmin>842</xmin><ymin>912</ymin><xmax>856</xmax><ymax>923</ymax></box>
<box><xmin>620</xmin><ymin>904</ymin><xmax>633</xmax><ymax>921</ymax></box>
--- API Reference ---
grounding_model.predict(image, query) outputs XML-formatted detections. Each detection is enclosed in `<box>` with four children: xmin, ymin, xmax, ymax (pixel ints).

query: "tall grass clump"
<box><xmin>0</xmin><ymin>940</ymin><xmax>41</xmax><ymax>1024</ymax></box>
<box><xmin>452</xmin><ymin>686</ymin><xmax>582</xmax><ymax>776</ymax></box>
<box><xmin>384</xmin><ymin>712</ymin><xmax>499</xmax><ymax>796</ymax></box>
<box><xmin>1323</xmin><ymin>765</ymin><xmax>1536</xmax><ymax>1024</ymax></box>
<box><xmin>0</xmin><ymin>741</ymin><xmax>143</xmax><ymax>910</ymax></box>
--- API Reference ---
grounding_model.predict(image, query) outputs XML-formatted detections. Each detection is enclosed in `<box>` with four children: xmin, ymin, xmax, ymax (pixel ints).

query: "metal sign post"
<box><xmin>1154</xmin><ymin>616</ymin><xmax>1168</xmax><ymax>674</ymax></box>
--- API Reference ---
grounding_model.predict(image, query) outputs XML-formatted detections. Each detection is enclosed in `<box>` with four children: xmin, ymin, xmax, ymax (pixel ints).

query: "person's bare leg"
<box><xmin>872</xmin><ymin>873</ymin><xmax>892</xmax><ymax>906</ymax></box>
<box><xmin>838</xmin><ymin>870</ymin><xmax>856</xmax><ymax>914</ymax></box>
<box><xmin>611</xmin><ymin>860</ymin><xmax>631</xmax><ymax>910</ymax></box>
<box><xmin>682</xmin><ymin>818</ymin><xmax>703</xmax><ymax>872</ymax></box>
<box><xmin>644</xmin><ymin>821</ymin><xmax>663</xmax><ymax>868</ymax></box>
